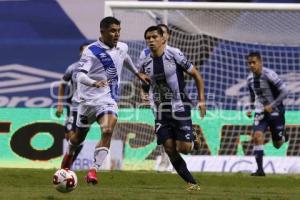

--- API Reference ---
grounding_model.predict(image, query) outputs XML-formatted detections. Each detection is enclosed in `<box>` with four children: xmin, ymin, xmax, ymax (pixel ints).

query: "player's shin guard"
<box><xmin>170</xmin><ymin>155</ymin><xmax>197</xmax><ymax>184</ymax></box>
<box><xmin>91</xmin><ymin>147</ymin><xmax>109</xmax><ymax>171</ymax></box>
<box><xmin>253</xmin><ymin>145</ymin><xmax>264</xmax><ymax>172</ymax></box>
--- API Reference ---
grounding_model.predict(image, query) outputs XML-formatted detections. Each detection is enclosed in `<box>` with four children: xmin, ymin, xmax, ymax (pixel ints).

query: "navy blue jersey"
<box><xmin>139</xmin><ymin>45</ymin><xmax>193</xmax><ymax>113</ymax></box>
<box><xmin>247</xmin><ymin>67</ymin><xmax>288</xmax><ymax>112</ymax></box>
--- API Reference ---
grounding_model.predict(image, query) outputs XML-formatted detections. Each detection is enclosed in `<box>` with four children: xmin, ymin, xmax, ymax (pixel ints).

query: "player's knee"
<box><xmin>176</xmin><ymin>145</ymin><xmax>191</xmax><ymax>155</ymax></box>
<box><xmin>164</xmin><ymin>146</ymin><xmax>173</xmax><ymax>156</ymax></box>
<box><xmin>273</xmin><ymin>142</ymin><xmax>282</xmax><ymax>149</ymax></box>
<box><xmin>70</xmin><ymin>127</ymin><xmax>89</xmax><ymax>145</ymax></box>
<box><xmin>253</xmin><ymin>131</ymin><xmax>264</xmax><ymax>144</ymax></box>
<box><xmin>69</xmin><ymin>136</ymin><xmax>82</xmax><ymax>146</ymax></box>
<box><xmin>102</xmin><ymin>127</ymin><xmax>114</xmax><ymax>136</ymax></box>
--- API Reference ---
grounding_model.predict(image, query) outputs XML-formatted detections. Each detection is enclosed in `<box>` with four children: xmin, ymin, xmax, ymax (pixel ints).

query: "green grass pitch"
<box><xmin>0</xmin><ymin>168</ymin><xmax>300</xmax><ymax>200</ymax></box>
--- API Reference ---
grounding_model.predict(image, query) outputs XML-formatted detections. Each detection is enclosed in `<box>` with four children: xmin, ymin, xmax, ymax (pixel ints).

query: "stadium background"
<box><xmin>1</xmin><ymin>0</ymin><xmax>300</xmax><ymax>173</ymax></box>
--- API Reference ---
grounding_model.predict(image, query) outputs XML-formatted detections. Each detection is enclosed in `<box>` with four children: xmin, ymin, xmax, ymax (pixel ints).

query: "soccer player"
<box><xmin>60</xmin><ymin>16</ymin><xmax>149</xmax><ymax>184</ymax></box>
<box><xmin>246</xmin><ymin>52</ymin><xmax>289</xmax><ymax>176</ymax></box>
<box><xmin>139</xmin><ymin>26</ymin><xmax>206</xmax><ymax>191</ymax></box>
<box><xmin>56</xmin><ymin>43</ymin><xmax>89</xmax><ymax>164</ymax></box>
<box><xmin>139</xmin><ymin>24</ymin><xmax>173</xmax><ymax>171</ymax></box>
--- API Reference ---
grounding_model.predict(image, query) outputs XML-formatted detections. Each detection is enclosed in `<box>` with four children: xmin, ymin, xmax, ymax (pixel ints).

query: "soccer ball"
<box><xmin>53</xmin><ymin>169</ymin><xmax>78</xmax><ymax>193</ymax></box>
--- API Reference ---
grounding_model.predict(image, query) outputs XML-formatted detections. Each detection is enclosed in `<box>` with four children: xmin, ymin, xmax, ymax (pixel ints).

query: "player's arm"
<box><xmin>247</xmin><ymin>84</ymin><xmax>255</xmax><ymax>118</ymax></box>
<box><xmin>56</xmin><ymin>67</ymin><xmax>72</xmax><ymax>118</ymax></box>
<box><xmin>265</xmin><ymin>71</ymin><xmax>289</xmax><ymax>112</ymax></box>
<box><xmin>77</xmin><ymin>72</ymin><xmax>107</xmax><ymax>88</ymax></box>
<box><xmin>124</xmin><ymin>53</ymin><xmax>150</xmax><ymax>85</ymax></box>
<box><xmin>173</xmin><ymin>47</ymin><xmax>206</xmax><ymax>118</ymax></box>
<box><xmin>56</xmin><ymin>82</ymin><xmax>66</xmax><ymax>118</ymax></box>
<box><xmin>187</xmin><ymin>67</ymin><xmax>206</xmax><ymax>119</ymax></box>
<box><xmin>139</xmin><ymin>62</ymin><xmax>150</xmax><ymax>102</ymax></box>
<box><xmin>77</xmin><ymin>53</ymin><xmax>107</xmax><ymax>88</ymax></box>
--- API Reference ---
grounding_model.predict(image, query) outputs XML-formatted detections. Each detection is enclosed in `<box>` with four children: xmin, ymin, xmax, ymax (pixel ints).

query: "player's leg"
<box><xmin>61</xmin><ymin>105</ymin><xmax>92</xmax><ymax>169</ymax></box>
<box><xmin>70</xmin><ymin>111</ymin><xmax>83</xmax><ymax>162</ymax></box>
<box><xmin>173</xmin><ymin>107</ymin><xmax>195</xmax><ymax>154</ymax></box>
<box><xmin>163</xmin><ymin>139</ymin><xmax>200</xmax><ymax>191</ymax></box>
<box><xmin>86</xmin><ymin>102</ymin><xmax>118</xmax><ymax>184</ymax></box>
<box><xmin>157</xmin><ymin>149</ymin><xmax>171</xmax><ymax>172</ymax></box>
<box><xmin>94</xmin><ymin>113</ymin><xmax>117</xmax><ymax>167</ymax></box>
<box><xmin>86</xmin><ymin>113</ymin><xmax>117</xmax><ymax>184</ymax></box>
<box><xmin>269</xmin><ymin>111</ymin><xmax>287</xmax><ymax>149</ymax></box>
<box><xmin>155</xmin><ymin>117</ymin><xmax>200</xmax><ymax>190</ymax></box>
<box><xmin>251</xmin><ymin>112</ymin><xmax>268</xmax><ymax>176</ymax></box>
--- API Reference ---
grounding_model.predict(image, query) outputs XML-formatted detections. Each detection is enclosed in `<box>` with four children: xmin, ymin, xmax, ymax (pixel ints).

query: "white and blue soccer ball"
<box><xmin>53</xmin><ymin>169</ymin><xmax>78</xmax><ymax>193</ymax></box>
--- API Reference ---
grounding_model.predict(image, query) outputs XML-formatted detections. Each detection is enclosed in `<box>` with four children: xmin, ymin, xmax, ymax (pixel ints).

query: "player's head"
<box><xmin>144</xmin><ymin>26</ymin><xmax>165</xmax><ymax>53</ymax></box>
<box><xmin>157</xmin><ymin>24</ymin><xmax>170</xmax><ymax>42</ymax></box>
<box><xmin>79</xmin><ymin>43</ymin><xmax>89</xmax><ymax>56</ymax></box>
<box><xmin>247</xmin><ymin>52</ymin><xmax>262</xmax><ymax>75</ymax></box>
<box><xmin>99</xmin><ymin>16</ymin><xmax>121</xmax><ymax>48</ymax></box>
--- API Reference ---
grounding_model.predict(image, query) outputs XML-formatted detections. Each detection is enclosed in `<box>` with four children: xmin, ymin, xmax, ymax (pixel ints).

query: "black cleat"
<box><xmin>251</xmin><ymin>170</ymin><xmax>266</xmax><ymax>176</ymax></box>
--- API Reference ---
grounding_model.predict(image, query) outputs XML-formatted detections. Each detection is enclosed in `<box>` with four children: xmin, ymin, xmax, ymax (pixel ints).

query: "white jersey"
<box><xmin>77</xmin><ymin>39</ymin><xmax>129</xmax><ymax>105</ymax></box>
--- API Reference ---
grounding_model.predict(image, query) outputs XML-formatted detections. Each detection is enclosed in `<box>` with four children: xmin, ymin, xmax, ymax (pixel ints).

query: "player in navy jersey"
<box><xmin>246</xmin><ymin>52</ymin><xmax>289</xmax><ymax>176</ymax></box>
<box><xmin>56</xmin><ymin>43</ymin><xmax>89</xmax><ymax>164</ymax></box>
<box><xmin>60</xmin><ymin>17</ymin><xmax>149</xmax><ymax>184</ymax></box>
<box><xmin>140</xmin><ymin>24</ymin><xmax>174</xmax><ymax>172</ymax></box>
<box><xmin>140</xmin><ymin>26</ymin><xmax>206</xmax><ymax>191</ymax></box>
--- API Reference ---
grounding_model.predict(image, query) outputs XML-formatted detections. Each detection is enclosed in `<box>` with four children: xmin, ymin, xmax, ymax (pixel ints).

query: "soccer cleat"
<box><xmin>186</xmin><ymin>183</ymin><xmax>201</xmax><ymax>191</ymax></box>
<box><xmin>61</xmin><ymin>153</ymin><xmax>74</xmax><ymax>169</ymax></box>
<box><xmin>86</xmin><ymin>169</ymin><xmax>98</xmax><ymax>185</ymax></box>
<box><xmin>251</xmin><ymin>170</ymin><xmax>266</xmax><ymax>176</ymax></box>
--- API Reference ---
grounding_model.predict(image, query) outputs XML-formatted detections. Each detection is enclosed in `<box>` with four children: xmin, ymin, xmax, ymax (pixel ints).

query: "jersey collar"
<box><xmin>97</xmin><ymin>38</ymin><xmax>118</xmax><ymax>50</ymax></box>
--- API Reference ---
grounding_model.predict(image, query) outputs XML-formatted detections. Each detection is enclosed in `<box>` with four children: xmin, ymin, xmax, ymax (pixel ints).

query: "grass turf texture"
<box><xmin>0</xmin><ymin>168</ymin><xmax>299</xmax><ymax>200</ymax></box>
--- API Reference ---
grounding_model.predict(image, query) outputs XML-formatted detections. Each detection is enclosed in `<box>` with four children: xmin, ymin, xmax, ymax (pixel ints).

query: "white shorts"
<box><xmin>76</xmin><ymin>100</ymin><xmax>118</xmax><ymax>128</ymax></box>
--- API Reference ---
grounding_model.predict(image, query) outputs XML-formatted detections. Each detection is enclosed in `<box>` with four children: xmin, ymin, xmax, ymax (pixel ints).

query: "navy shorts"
<box><xmin>253</xmin><ymin>111</ymin><xmax>285</xmax><ymax>141</ymax></box>
<box><xmin>154</xmin><ymin>107</ymin><xmax>194</xmax><ymax>145</ymax></box>
<box><xmin>64</xmin><ymin>111</ymin><xmax>77</xmax><ymax>133</ymax></box>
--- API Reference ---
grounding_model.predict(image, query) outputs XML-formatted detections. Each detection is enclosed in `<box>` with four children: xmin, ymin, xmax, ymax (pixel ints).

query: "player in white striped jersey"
<box><xmin>246</xmin><ymin>52</ymin><xmax>289</xmax><ymax>176</ymax></box>
<box><xmin>140</xmin><ymin>26</ymin><xmax>206</xmax><ymax>191</ymax></box>
<box><xmin>56</xmin><ymin>43</ymin><xmax>89</xmax><ymax>163</ymax></box>
<box><xmin>60</xmin><ymin>17</ymin><xmax>149</xmax><ymax>184</ymax></box>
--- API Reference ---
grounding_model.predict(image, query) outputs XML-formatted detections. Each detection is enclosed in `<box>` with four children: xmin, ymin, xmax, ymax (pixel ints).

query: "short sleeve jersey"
<box><xmin>77</xmin><ymin>39</ymin><xmax>129</xmax><ymax>105</ymax></box>
<box><xmin>247</xmin><ymin>67</ymin><xmax>286</xmax><ymax>112</ymax></box>
<box><xmin>139</xmin><ymin>45</ymin><xmax>193</xmax><ymax>112</ymax></box>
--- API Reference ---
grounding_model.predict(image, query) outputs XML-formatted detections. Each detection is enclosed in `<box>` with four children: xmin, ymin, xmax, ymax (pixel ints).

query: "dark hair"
<box><xmin>144</xmin><ymin>26</ymin><xmax>164</xmax><ymax>39</ymax></box>
<box><xmin>79</xmin><ymin>42</ymin><xmax>89</xmax><ymax>52</ymax></box>
<box><xmin>247</xmin><ymin>52</ymin><xmax>261</xmax><ymax>60</ymax></box>
<box><xmin>157</xmin><ymin>24</ymin><xmax>170</xmax><ymax>35</ymax></box>
<box><xmin>100</xmin><ymin>16</ymin><xmax>120</xmax><ymax>30</ymax></box>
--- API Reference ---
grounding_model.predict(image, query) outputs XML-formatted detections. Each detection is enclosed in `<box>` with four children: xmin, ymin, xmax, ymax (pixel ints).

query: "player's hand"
<box><xmin>246</xmin><ymin>111</ymin><xmax>252</xmax><ymax>118</ymax></box>
<box><xmin>93</xmin><ymin>80</ymin><xmax>108</xmax><ymax>88</ymax></box>
<box><xmin>137</xmin><ymin>73</ymin><xmax>151</xmax><ymax>86</ymax></box>
<box><xmin>141</xmin><ymin>91</ymin><xmax>149</xmax><ymax>101</ymax></box>
<box><xmin>198</xmin><ymin>100</ymin><xmax>206</xmax><ymax>119</ymax></box>
<box><xmin>56</xmin><ymin>106</ymin><xmax>63</xmax><ymax>118</ymax></box>
<box><xmin>264</xmin><ymin>105</ymin><xmax>273</xmax><ymax>113</ymax></box>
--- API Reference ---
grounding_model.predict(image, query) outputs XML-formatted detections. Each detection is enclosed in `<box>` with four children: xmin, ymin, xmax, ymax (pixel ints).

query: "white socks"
<box><xmin>253</xmin><ymin>145</ymin><xmax>264</xmax><ymax>151</ymax></box>
<box><xmin>91</xmin><ymin>147</ymin><xmax>109</xmax><ymax>171</ymax></box>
